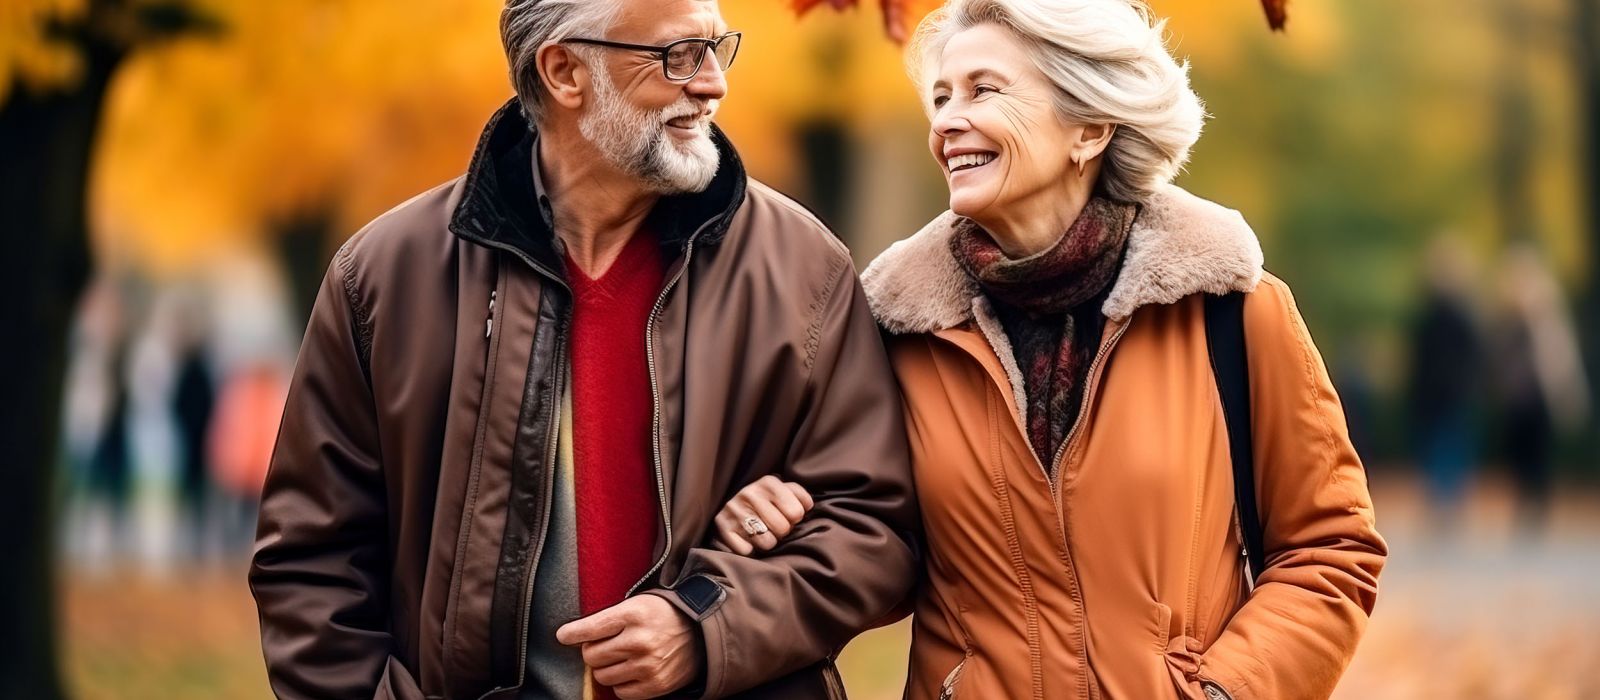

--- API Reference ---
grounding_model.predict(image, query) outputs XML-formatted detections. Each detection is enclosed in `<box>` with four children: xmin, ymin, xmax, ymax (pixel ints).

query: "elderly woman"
<box><xmin>714</xmin><ymin>0</ymin><xmax>1386</xmax><ymax>697</ymax></box>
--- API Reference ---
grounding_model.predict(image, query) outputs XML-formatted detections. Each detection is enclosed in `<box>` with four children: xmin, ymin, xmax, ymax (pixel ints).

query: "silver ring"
<box><xmin>741</xmin><ymin>516</ymin><xmax>769</xmax><ymax>537</ymax></box>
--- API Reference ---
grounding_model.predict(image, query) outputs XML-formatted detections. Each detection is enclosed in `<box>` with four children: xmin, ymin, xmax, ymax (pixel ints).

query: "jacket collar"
<box><xmin>861</xmin><ymin>184</ymin><xmax>1264</xmax><ymax>334</ymax></box>
<box><xmin>448</xmin><ymin>98</ymin><xmax>749</xmax><ymax>274</ymax></box>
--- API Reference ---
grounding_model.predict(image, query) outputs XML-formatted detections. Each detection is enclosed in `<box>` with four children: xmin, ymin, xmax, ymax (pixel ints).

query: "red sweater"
<box><xmin>564</xmin><ymin>228</ymin><xmax>666</xmax><ymax>627</ymax></box>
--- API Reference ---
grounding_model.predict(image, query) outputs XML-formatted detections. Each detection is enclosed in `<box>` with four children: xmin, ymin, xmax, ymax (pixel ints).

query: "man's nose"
<box><xmin>685</xmin><ymin>49</ymin><xmax>728</xmax><ymax>101</ymax></box>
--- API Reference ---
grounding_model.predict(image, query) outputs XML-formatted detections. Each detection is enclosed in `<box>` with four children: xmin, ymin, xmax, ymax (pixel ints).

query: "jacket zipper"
<box><xmin>1050</xmin><ymin>320</ymin><xmax>1132</xmax><ymax>484</ymax></box>
<box><xmin>458</xmin><ymin>238</ymin><xmax>572</xmax><ymax>700</ymax></box>
<box><xmin>1048</xmin><ymin>318</ymin><xmax>1132</xmax><ymax>700</ymax></box>
<box><xmin>961</xmin><ymin>316</ymin><xmax>1131</xmax><ymax>700</ymax></box>
<box><xmin>938</xmin><ymin>655</ymin><xmax>970</xmax><ymax>700</ymax></box>
<box><xmin>508</xmin><ymin>320</ymin><xmax>567</xmax><ymax>694</ymax></box>
<box><xmin>486</xmin><ymin>290</ymin><xmax>496</xmax><ymax>338</ymax></box>
<box><xmin>623</xmin><ymin>215</ymin><xmax>726</xmax><ymax>597</ymax></box>
<box><xmin>1233</xmin><ymin>510</ymin><xmax>1254</xmax><ymax>592</ymax></box>
<box><xmin>464</xmin><ymin>216</ymin><xmax>721</xmax><ymax>686</ymax></box>
<box><xmin>626</xmin><ymin>238</ymin><xmax>696</xmax><ymax>597</ymax></box>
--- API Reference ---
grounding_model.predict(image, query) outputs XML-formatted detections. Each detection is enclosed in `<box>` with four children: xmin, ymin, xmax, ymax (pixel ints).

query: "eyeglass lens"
<box><xmin>664</xmin><ymin>34</ymin><xmax>740</xmax><ymax>80</ymax></box>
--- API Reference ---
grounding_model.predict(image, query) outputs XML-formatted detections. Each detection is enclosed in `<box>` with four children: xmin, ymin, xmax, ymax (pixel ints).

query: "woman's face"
<box><xmin>925</xmin><ymin>24</ymin><xmax>1091</xmax><ymax>222</ymax></box>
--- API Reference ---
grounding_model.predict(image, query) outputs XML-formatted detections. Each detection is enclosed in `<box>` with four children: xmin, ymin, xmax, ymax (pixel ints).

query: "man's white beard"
<box><xmin>579</xmin><ymin>68</ymin><xmax>721</xmax><ymax>195</ymax></box>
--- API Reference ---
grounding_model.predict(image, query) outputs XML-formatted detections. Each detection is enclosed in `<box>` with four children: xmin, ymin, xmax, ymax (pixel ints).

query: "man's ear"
<box><xmin>1078</xmin><ymin>122</ymin><xmax>1116</xmax><ymax>161</ymax></box>
<box><xmin>536</xmin><ymin>43</ymin><xmax>590</xmax><ymax>111</ymax></box>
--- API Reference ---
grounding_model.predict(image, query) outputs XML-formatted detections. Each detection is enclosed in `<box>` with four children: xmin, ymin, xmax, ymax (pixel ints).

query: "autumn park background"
<box><xmin>5</xmin><ymin>0</ymin><xmax>1600</xmax><ymax>698</ymax></box>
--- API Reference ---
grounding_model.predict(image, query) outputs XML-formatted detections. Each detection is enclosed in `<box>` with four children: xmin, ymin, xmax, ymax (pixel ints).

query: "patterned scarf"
<box><xmin>950</xmin><ymin>197</ymin><xmax>1137</xmax><ymax>470</ymax></box>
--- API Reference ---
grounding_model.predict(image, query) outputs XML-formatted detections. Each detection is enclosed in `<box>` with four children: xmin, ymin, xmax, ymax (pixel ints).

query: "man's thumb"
<box><xmin>555</xmin><ymin>606</ymin><xmax>625</xmax><ymax>646</ymax></box>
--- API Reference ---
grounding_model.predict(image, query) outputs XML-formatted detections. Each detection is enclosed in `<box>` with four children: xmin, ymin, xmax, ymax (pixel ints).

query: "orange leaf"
<box><xmin>880</xmin><ymin>0</ymin><xmax>935</xmax><ymax>44</ymax></box>
<box><xmin>1261</xmin><ymin>0</ymin><xmax>1288</xmax><ymax>30</ymax></box>
<box><xmin>786</xmin><ymin>0</ymin><xmax>940</xmax><ymax>43</ymax></box>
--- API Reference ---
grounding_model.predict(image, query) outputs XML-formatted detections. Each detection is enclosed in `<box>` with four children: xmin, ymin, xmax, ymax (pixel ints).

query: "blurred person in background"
<box><xmin>81</xmin><ymin>315</ymin><xmax>137</xmax><ymax>567</ymax></box>
<box><xmin>247</xmin><ymin>0</ymin><xmax>918</xmax><ymax>698</ymax></box>
<box><xmin>1333</xmin><ymin>334</ymin><xmax>1382</xmax><ymax>463</ymax></box>
<box><xmin>170</xmin><ymin>296</ymin><xmax>218</xmax><ymax>561</ymax></box>
<box><xmin>206</xmin><ymin>361</ymin><xmax>285</xmax><ymax>555</ymax></box>
<box><xmin>1494</xmin><ymin>242</ymin><xmax>1590</xmax><ymax>537</ymax></box>
<box><xmin>59</xmin><ymin>279</ymin><xmax>133</xmax><ymax>570</ymax></box>
<box><xmin>1405</xmin><ymin>234</ymin><xmax>1485</xmax><ymax>529</ymax></box>
<box><xmin>714</xmin><ymin>0</ymin><xmax>1386</xmax><ymax>698</ymax></box>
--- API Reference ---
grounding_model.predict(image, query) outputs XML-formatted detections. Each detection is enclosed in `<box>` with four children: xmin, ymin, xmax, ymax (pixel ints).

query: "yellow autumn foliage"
<box><xmin>8</xmin><ymin>0</ymin><xmax>1583</xmax><ymax>285</ymax></box>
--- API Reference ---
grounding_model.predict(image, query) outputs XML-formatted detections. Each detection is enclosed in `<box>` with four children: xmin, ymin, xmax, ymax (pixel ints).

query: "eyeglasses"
<box><xmin>565</xmin><ymin>32</ymin><xmax>742</xmax><ymax>82</ymax></box>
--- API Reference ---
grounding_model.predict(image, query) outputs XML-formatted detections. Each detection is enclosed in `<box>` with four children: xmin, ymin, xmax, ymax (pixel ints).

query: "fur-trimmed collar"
<box><xmin>862</xmin><ymin>184</ymin><xmax>1264</xmax><ymax>334</ymax></box>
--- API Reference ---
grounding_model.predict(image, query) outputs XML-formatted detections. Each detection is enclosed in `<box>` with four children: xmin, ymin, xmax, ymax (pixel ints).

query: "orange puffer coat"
<box><xmin>861</xmin><ymin>185</ymin><xmax>1387</xmax><ymax>700</ymax></box>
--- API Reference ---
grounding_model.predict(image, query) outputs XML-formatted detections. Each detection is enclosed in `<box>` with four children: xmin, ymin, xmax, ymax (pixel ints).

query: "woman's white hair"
<box><xmin>501</xmin><ymin>0</ymin><xmax>622</xmax><ymax>125</ymax></box>
<box><xmin>909</xmin><ymin>0</ymin><xmax>1206</xmax><ymax>202</ymax></box>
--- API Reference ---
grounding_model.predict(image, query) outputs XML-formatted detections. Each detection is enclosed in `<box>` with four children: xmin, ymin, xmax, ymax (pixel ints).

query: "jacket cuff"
<box><xmin>1196</xmin><ymin>655</ymin><xmax>1256</xmax><ymax>700</ymax></box>
<box><xmin>646</xmin><ymin>573</ymin><xmax>728</xmax><ymax>621</ymax></box>
<box><xmin>642</xmin><ymin>574</ymin><xmax>730</xmax><ymax>698</ymax></box>
<box><xmin>1168</xmin><ymin>635</ymin><xmax>1250</xmax><ymax>700</ymax></box>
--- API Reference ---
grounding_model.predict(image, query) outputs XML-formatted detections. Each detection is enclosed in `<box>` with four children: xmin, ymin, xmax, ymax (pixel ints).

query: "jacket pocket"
<box><xmin>937</xmin><ymin>655</ymin><xmax>970</xmax><ymax>700</ymax></box>
<box><xmin>372</xmin><ymin>656</ymin><xmax>429</xmax><ymax>700</ymax></box>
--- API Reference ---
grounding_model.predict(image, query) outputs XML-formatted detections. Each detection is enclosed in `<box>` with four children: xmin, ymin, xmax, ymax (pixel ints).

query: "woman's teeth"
<box><xmin>948</xmin><ymin>153</ymin><xmax>996</xmax><ymax>171</ymax></box>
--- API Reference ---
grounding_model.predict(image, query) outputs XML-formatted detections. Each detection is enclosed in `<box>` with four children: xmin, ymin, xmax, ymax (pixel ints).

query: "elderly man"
<box><xmin>247</xmin><ymin>0</ymin><xmax>919</xmax><ymax>698</ymax></box>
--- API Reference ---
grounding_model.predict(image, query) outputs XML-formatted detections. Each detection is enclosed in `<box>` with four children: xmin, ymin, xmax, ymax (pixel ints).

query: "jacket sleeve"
<box><xmin>1175</xmin><ymin>276</ymin><xmax>1388</xmax><ymax>700</ymax></box>
<box><xmin>650</xmin><ymin>256</ymin><xmax>921</xmax><ymax>698</ymax></box>
<box><xmin>249</xmin><ymin>245</ymin><xmax>392</xmax><ymax>700</ymax></box>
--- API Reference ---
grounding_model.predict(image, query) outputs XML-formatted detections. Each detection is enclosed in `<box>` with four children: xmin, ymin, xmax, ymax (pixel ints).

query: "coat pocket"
<box><xmin>372</xmin><ymin>656</ymin><xmax>430</xmax><ymax>700</ymax></box>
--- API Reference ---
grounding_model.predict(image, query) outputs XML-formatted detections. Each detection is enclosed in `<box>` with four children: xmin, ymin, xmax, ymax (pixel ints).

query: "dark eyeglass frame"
<box><xmin>565</xmin><ymin>31</ymin><xmax>742</xmax><ymax>82</ymax></box>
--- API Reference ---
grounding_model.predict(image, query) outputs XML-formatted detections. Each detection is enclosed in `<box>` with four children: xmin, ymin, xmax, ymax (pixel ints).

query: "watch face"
<box><xmin>676</xmin><ymin>574</ymin><xmax>724</xmax><ymax>616</ymax></box>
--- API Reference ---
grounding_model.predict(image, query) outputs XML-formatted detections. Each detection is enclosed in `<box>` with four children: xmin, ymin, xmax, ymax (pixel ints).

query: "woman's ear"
<box><xmin>1078</xmin><ymin>122</ymin><xmax>1117</xmax><ymax>161</ymax></box>
<box><xmin>536</xmin><ymin>43</ymin><xmax>590</xmax><ymax>111</ymax></box>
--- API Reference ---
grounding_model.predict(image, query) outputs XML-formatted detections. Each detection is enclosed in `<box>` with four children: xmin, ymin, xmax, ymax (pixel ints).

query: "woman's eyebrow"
<box><xmin>967</xmin><ymin>68</ymin><xmax>1008</xmax><ymax>83</ymax></box>
<box><xmin>932</xmin><ymin>67</ymin><xmax>1010</xmax><ymax>92</ymax></box>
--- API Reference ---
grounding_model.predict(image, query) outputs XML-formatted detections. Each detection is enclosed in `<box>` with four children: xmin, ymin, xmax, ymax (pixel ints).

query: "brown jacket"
<box><xmin>249</xmin><ymin>100</ymin><xmax>919</xmax><ymax>700</ymax></box>
<box><xmin>860</xmin><ymin>186</ymin><xmax>1386</xmax><ymax>700</ymax></box>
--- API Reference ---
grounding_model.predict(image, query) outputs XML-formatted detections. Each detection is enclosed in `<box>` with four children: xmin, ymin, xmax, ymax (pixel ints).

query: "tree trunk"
<box><xmin>0</xmin><ymin>37</ymin><xmax>124</xmax><ymax>700</ymax></box>
<box><xmin>1495</xmin><ymin>2</ymin><xmax>1534</xmax><ymax>247</ymax></box>
<box><xmin>1574</xmin><ymin>0</ymin><xmax>1600</xmax><ymax>460</ymax></box>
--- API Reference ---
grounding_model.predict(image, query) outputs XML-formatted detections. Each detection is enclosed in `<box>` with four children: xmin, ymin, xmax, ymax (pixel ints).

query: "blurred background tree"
<box><xmin>1572</xmin><ymin>0</ymin><xmax>1600</xmax><ymax>459</ymax></box>
<box><xmin>1</xmin><ymin>1</ymin><xmax>218</xmax><ymax>697</ymax></box>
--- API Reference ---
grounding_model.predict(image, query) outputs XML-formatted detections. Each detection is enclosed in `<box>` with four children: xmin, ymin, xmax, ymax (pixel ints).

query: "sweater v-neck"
<box><xmin>563</xmin><ymin>227</ymin><xmax>664</xmax><ymax>302</ymax></box>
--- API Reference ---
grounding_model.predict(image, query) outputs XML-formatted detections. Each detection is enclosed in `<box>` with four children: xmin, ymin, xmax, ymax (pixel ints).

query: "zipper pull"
<box><xmin>1232</xmin><ymin>509</ymin><xmax>1256</xmax><ymax>591</ymax></box>
<box><xmin>486</xmin><ymin>290</ymin><xmax>496</xmax><ymax>338</ymax></box>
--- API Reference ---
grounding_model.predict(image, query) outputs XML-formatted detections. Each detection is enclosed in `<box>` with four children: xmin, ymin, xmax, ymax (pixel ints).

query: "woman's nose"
<box><xmin>931</xmin><ymin>109</ymin><xmax>970</xmax><ymax>138</ymax></box>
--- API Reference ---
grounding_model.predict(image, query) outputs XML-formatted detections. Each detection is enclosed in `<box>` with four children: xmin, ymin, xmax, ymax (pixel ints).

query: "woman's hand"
<box><xmin>712</xmin><ymin>476</ymin><xmax>815</xmax><ymax>555</ymax></box>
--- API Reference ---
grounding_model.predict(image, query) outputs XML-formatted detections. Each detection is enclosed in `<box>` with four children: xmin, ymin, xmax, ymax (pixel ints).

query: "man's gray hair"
<box><xmin>909</xmin><ymin>0</ymin><xmax>1206</xmax><ymax>203</ymax></box>
<box><xmin>501</xmin><ymin>0</ymin><xmax>622</xmax><ymax>124</ymax></box>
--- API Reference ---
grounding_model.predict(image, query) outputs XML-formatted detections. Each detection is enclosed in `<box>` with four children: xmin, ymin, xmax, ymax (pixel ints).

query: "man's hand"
<box><xmin>555</xmin><ymin>594</ymin><xmax>702</xmax><ymax>699</ymax></box>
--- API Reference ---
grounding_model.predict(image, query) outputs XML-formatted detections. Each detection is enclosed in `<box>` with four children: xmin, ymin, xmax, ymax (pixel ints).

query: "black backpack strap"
<box><xmin>1204</xmin><ymin>291</ymin><xmax>1268</xmax><ymax>585</ymax></box>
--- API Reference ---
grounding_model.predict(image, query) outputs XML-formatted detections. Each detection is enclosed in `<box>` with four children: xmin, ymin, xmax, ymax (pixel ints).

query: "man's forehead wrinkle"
<box><xmin>614</xmin><ymin>0</ymin><xmax>724</xmax><ymax>43</ymax></box>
